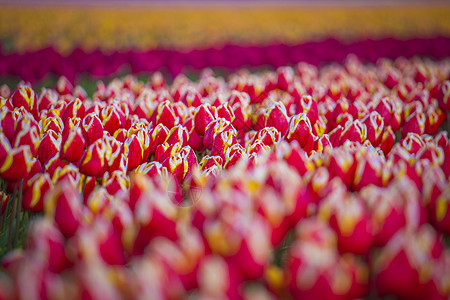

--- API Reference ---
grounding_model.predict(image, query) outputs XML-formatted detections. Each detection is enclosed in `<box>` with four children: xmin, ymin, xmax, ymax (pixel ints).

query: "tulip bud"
<box><xmin>135</xmin><ymin>161</ymin><xmax>168</xmax><ymax>179</ymax></box>
<box><xmin>328</xmin><ymin>125</ymin><xmax>343</xmax><ymax>147</ymax></box>
<box><xmin>296</xmin><ymin>95</ymin><xmax>318</xmax><ymax>125</ymax></box>
<box><xmin>45</xmin><ymin>180</ymin><xmax>82</xmax><ymax>238</ymax></box>
<box><xmin>214</xmin><ymin>103</ymin><xmax>235</xmax><ymax>123</ymax></box>
<box><xmin>82</xmin><ymin>113</ymin><xmax>104</xmax><ymax>145</ymax></box>
<box><xmin>286</xmin><ymin>113</ymin><xmax>313</xmax><ymax>147</ymax></box>
<box><xmin>265</xmin><ymin>103</ymin><xmax>289</xmax><ymax>135</ymax></box>
<box><xmin>101</xmin><ymin>105</ymin><xmax>125</xmax><ymax>134</ymax></box>
<box><xmin>328</xmin><ymin>195</ymin><xmax>374</xmax><ymax>255</ymax></box>
<box><xmin>277</xmin><ymin>66</ymin><xmax>294</xmax><ymax>91</ymax></box>
<box><xmin>79</xmin><ymin>139</ymin><xmax>107</xmax><ymax>177</ymax></box>
<box><xmin>153</xmin><ymin>100</ymin><xmax>179</xmax><ymax>129</ymax></box>
<box><xmin>102</xmin><ymin>171</ymin><xmax>129</xmax><ymax>196</ymax></box>
<box><xmin>228</xmin><ymin>91</ymin><xmax>252</xmax><ymax>131</ymax></box>
<box><xmin>22</xmin><ymin>173</ymin><xmax>52</xmax><ymax>212</ymax></box>
<box><xmin>113</xmin><ymin>128</ymin><xmax>128</xmax><ymax>143</ymax></box>
<box><xmin>402</xmin><ymin>111</ymin><xmax>425</xmax><ymax>138</ymax></box>
<box><xmin>60</xmin><ymin>126</ymin><xmax>86</xmax><ymax>164</ymax></box>
<box><xmin>373</xmin><ymin>226</ymin><xmax>441</xmax><ymax>299</ymax></box>
<box><xmin>425</xmin><ymin>106</ymin><xmax>445</xmax><ymax>135</ymax></box>
<box><xmin>401</xmin><ymin>132</ymin><xmax>424</xmax><ymax>156</ymax></box>
<box><xmin>437</xmin><ymin>80</ymin><xmax>449</xmax><ymax>111</ymax></box>
<box><xmin>26</xmin><ymin>218</ymin><xmax>71</xmax><ymax>273</ymax></box>
<box><xmin>193</xmin><ymin>104</ymin><xmax>214</xmax><ymax>136</ymax></box>
<box><xmin>352</xmin><ymin>149</ymin><xmax>384</xmax><ymax>191</ymax></box>
<box><xmin>0</xmin><ymin>145</ymin><xmax>38</xmax><ymax>181</ymax></box>
<box><xmin>166</xmin><ymin>124</ymin><xmax>189</xmax><ymax>147</ymax></box>
<box><xmin>362</xmin><ymin>111</ymin><xmax>384</xmax><ymax>147</ymax></box>
<box><xmin>199</xmin><ymin>155</ymin><xmax>223</xmax><ymax>170</ymax></box>
<box><xmin>148</xmin><ymin>123</ymin><xmax>170</xmax><ymax>154</ymax></box>
<box><xmin>203</xmin><ymin>118</ymin><xmax>236</xmax><ymax>149</ymax></box>
<box><xmin>14</xmin><ymin>124</ymin><xmax>40</xmax><ymax>157</ymax></box>
<box><xmin>341</xmin><ymin>120</ymin><xmax>367</xmax><ymax>144</ymax></box>
<box><xmin>180</xmin><ymin>86</ymin><xmax>202</xmax><ymax>107</ymax></box>
<box><xmin>314</xmin><ymin>134</ymin><xmax>332</xmax><ymax>153</ymax></box>
<box><xmin>211</xmin><ymin>130</ymin><xmax>238</xmax><ymax>158</ymax></box>
<box><xmin>103</xmin><ymin>136</ymin><xmax>125</xmax><ymax>173</ymax></box>
<box><xmin>224</xmin><ymin>143</ymin><xmax>247</xmax><ymax>169</ymax></box>
<box><xmin>123</xmin><ymin>134</ymin><xmax>144</xmax><ymax>171</ymax></box>
<box><xmin>56</xmin><ymin>76</ymin><xmax>73</xmax><ymax>95</ymax></box>
<box><xmin>11</xmin><ymin>85</ymin><xmax>37</xmax><ymax>115</ymax></box>
<box><xmin>184</xmin><ymin>117</ymin><xmax>204</xmax><ymax>152</ymax></box>
<box><xmin>255</xmin><ymin>127</ymin><xmax>280</xmax><ymax>147</ymax></box>
<box><xmin>61</xmin><ymin>98</ymin><xmax>85</xmax><ymax>122</ymax></box>
<box><xmin>131</xmin><ymin>174</ymin><xmax>179</xmax><ymax>254</ymax></box>
<box><xmin>283</xmin><ymin>141</ymin><xmax>314</xmax><ymax>176</ymax></box>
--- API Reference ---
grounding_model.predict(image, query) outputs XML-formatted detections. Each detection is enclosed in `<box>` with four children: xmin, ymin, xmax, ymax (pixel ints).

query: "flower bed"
<box><xmin>0</xmin><ymin>55</ymin><xmax>449</xmax><ymax>299</ymax></box>
<box><xmin>1</xmin><ymin>38</ymin><xmax>450</xmax><ymax>83</ymax></box>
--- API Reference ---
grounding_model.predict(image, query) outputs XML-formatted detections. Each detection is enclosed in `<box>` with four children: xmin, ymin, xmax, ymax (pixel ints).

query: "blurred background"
<box><xmin>0</xmin><ymin>0</ymin><xmax>449</xmax><ymax>93</ymax></box>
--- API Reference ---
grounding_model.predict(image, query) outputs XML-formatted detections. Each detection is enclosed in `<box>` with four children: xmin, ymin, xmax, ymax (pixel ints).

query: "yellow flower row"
<box><xmin>0</xmin><ymin>4</ymin><xmax>449</xmax><ymax>53</ymax></box>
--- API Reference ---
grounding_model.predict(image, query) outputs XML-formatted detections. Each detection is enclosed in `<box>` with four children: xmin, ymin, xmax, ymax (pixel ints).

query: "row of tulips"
<box><xmin>1</xmin><ymin>37</ymin><xmax>450</xmax><ymax>84</ymax></box>
<box><xmin>0</xmin><ymin>55</ymin><xmax>449</xmax><ymax>299</ymax></box>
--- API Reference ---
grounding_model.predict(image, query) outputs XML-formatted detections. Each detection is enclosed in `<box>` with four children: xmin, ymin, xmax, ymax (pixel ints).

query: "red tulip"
<box><xmin>79</xmin><ymin>139</ymin><xmax>107</xmax><ymax>177</ymax></box>
<box><xmin>285</xmin><ymin>113</ymin><xmax>314</xmax><ymax>148</ymax></box>
<box><xmin>56</xmin><ymin>76</ymin><xmax>73</xmax><ymax>95</ymax></box>
<box><xmin>44</xmin><ymin>180</ymin><xmax>82</xmax><ymax>238</ymax></box>
<box><xmin>60</xmin><ymin>126</ymin><xmax>86</xmax><ymax>163</ymax></box>
<box><xmin>22</xmin><ymin>173</ymin><xmax>52</xmax><ymax>212</ymax></box>
<box><xmin>437</xmin><ymin>80</ymin><xmax>450</xmax><ymax>111</ymax></box>
<box><xmin>0</xmin><ymin>145</ymin><xmax>38</xmax><ymax>181</ymax></box>
<box><xmin>11</xmin><ymin>85</ymin><xmax>37</xmax><ymax>115</ymax></box>
<box><xmin>82</xmin><ymin>112</ymin><xmax>104</xmax><ymax>145</ymax></box>
<box><xmin>101</xmin><ymin>105</ymin><xmax>125</xmax><ymax>134</ymax></box>
<box><xmin>264</xmin><ymin>103</ymin><xmax>289</xmax><ymax>135</ymax></box>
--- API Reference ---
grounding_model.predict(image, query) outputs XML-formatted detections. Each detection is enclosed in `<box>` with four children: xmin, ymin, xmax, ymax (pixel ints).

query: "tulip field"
<box><xmin>0</xmin><ymin>56</ymin><xmax>449</xmax><ymax>299</ymax></box>
<box><xmin>1</xmin><ymin>1</ymin><xmax>450</xmax><ymax>300</ymax></box>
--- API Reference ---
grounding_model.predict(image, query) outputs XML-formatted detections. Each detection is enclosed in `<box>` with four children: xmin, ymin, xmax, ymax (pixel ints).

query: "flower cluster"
<box><xmin>0</xmin><ymin>55</ymin><xmax>449</xmax><ymax>299</ymax></box>
<box><xmin>1</xmin><ymin>5</ymin><xmax>448</xmax><ymax>53</ymax></box>
<box><xmin>2</xmin><ymin>38</ymin><xmax>450</xmax><ymax>84</ymax></box>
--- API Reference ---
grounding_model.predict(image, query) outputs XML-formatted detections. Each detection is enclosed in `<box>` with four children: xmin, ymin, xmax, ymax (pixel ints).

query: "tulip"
<box><xmin>285</xmin><ymin>113</ymin><xmax>314</xmax><ymax>148</ymax></box>
<box><xmin>153</xmin><ymin>100</ymin><xmax>179</xmax><ymax>129</ymax></box>
<box><xmin>44</xmin><ymin>180</ymin><xmax>82</xmax><ymax>238</ymax></box>
<box><xmin>79</xmin><ymin>139</ymin><xmax>107</xmax><ymax>178</ymax></box>
<box><xmin>352</xmin><ymin>148</ymin><xmax>384</xmax><ymax>191</ymax></box>
<box><xmin>11</xmin><ymin>85</ymin><xmax>37</xmax><ymax>116</ymax></box>
<box><xmin>341</xmin><ymin>120</ymin><xmax>366</xmax><ymax>144</ymax></box>
<box><xmin>373</xmin><ymin>225</ymin><xmax>443</xmax><ymax>299</ymax></box>
<box><xmin>437</xmin><ymin>80</ymin><xmax>449</xmax><ymax>111</ymax></box>
<box><xmin>26</xmin><ymin>218</ymin><xmax>71</xmax><ymax>273</ymax></box>
<box><xmin>22</xmin><ymin>173</ymin><xmax>52</xmax><ymax>212</ymax></box>
<box><xmin>82</xmin><ymin>112</ymin><xmax>104</xmax><ymax>145</ymax></box>
<box><xmin>131</xmin><ymin>174</ymin><xmax>179</xmax><ymax>254</ymax></box>
<box><xmin>101</xmin><ymin>105</ymin><xmax>125</xmax><ymax>134</ymax></box>
<box><xmin>56</xmin><ymin>76</ymin><xmax>73</xmax><ymax>95</ymax></box>
<box><xmin>0</xmin><ymin>145</ymin><xmax>38</xmax><ymax>181</ymax></box>
<box><xmin>264</xmin><ymin>103</ymin><xmax>289</xmax><ymax>135</ymax></box>
<box><xmin>61</xmin><ymin>98</ymin><xmax>85</xmax><ymax>122</ymax></box>
<box><xmin>60</xmin><ymin>126</ymin><xmax>86</xmax><ymax>163</ymax></box>
<box><xmin>402</xmin><ymin>111</ymin><xmax>426</xmax><ymax>138</ymax></box>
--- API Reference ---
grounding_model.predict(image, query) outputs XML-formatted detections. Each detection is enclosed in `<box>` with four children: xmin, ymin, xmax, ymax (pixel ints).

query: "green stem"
<box><xmin>81</xmin><ymin>175</ymin><xmax>88</xmax><ymax>200</ymax></box>
<box><xmin>1</xmin><ymin>185</ymin><xmax>11</xmax><ymax>233</ymax></box>
<box><xmin>7</xmin><ymin>183</ymin><xmax>17</xmax><ymax>251</ymax></box>
<box><xmin>13</xmin><ymin>179</ymin><xmax>23</xmax><ymax>248</ymax></box>
<box><xmin>0</xmin><ymin>180</ymin><xmax>6</xmax><ymax>233</ymax></box>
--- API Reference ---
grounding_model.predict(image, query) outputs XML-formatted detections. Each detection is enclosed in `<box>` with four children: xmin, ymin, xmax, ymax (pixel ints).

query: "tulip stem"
<box><xmin>7</xmin><ymin>182</ymin><xmax>17</xmax><ymax>251</ymax></box>
<box><xmin>13</xmin><ymin>179</ymin><xmax>23</xmax><ymax>248</ymax></box>
<box><xmin>81</xmin><ymin>176</ymin><xmax>87</xmax><ymax>199</ymax></box>
<box><xmin>0</xmin><ymin>180</ymin><xmax>6</xmax><ymax>232</ymax></box>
